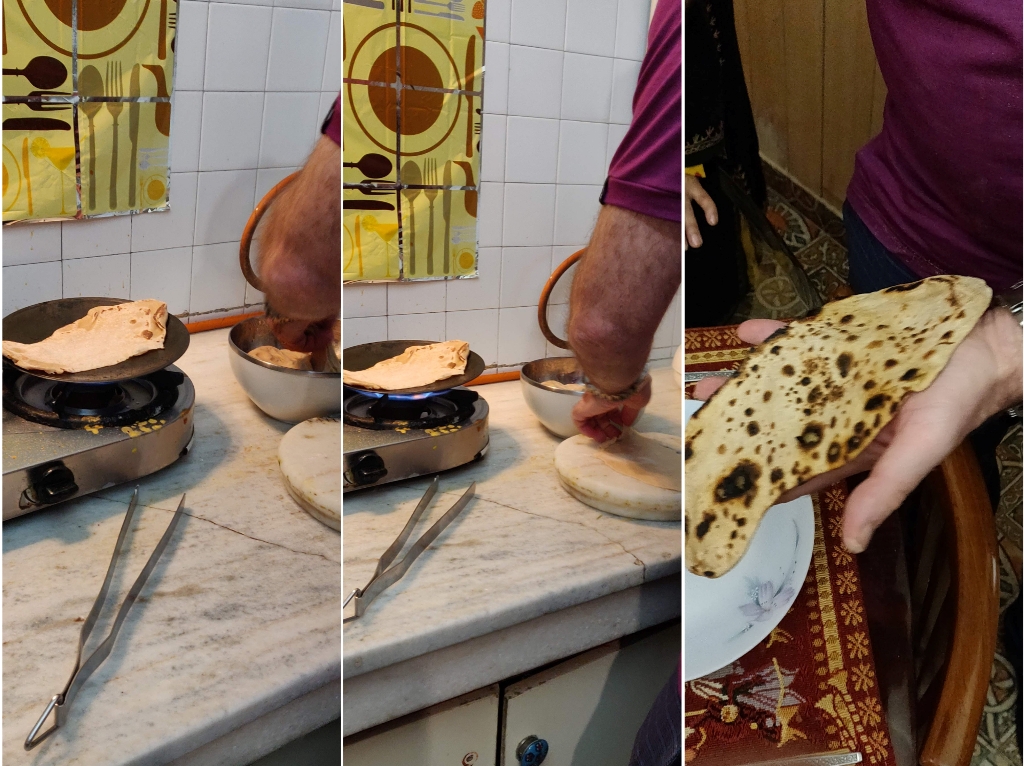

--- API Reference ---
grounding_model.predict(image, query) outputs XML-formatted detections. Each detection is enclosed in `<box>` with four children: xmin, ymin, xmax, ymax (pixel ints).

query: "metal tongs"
<box><xmin>345</xmin><ymin>477</ymin><xmax>475</xmax><ymax>618</ymax></box>
<box><xmin>684</xmin><ymin>370</ymin><xmax>738</xmax><ymax>383</ymax></box>
<box><xmin>25</xmin><ymin>488</ymin><xmax>186</xmax><ymax>750</ymax></box>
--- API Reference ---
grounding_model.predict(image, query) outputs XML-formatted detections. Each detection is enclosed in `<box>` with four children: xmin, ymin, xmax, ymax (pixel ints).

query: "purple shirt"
<box><xmin>603</xmin><ymin>0</ymin><xmax>681</xmax><ymax>222</ymax></box>
<box><xmin>846</xmin><ymin>0</ymin><xmax>1023</xmax><ymax>291</ymax></box>
<box><xmin>321</xmin><ymin>95</ymin><xmax>341</xmax><ymax>146</ymax></box>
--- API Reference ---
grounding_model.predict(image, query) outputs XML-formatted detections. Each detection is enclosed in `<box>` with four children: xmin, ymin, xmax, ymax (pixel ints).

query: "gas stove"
<box><xmin>343</xmin><ymin>386</ymin><xmax>488</xmax><ymax>491</ymax></box>
<box><xmin>2</xmin><ymin>364</ymin><xmax>195</xmax><ymax>519</ymax></box>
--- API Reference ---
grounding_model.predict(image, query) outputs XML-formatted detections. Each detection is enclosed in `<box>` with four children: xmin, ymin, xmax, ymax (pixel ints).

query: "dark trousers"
<box><xmin>844</xmin><ymin>200</ymin><xmax>1020</xmax><ymax>750</ymax></box>
<box><xmin>629</xmin><ymin>664</ymin><xmax>681</xmax><ymax>766</ymax></box>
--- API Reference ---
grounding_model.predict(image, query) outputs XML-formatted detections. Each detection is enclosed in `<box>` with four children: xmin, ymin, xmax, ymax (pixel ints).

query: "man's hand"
<box><xmin>684</xmin><ymin>174</ymin><xmax>717</xmax><ymax>250</ymax></box>
<box><xmin>572</xmin><ymin>375</ymin><xmax>652</xmax><ymax>442</ymax></box>
<box><xmin>257</xmin><ymin>135</ymin><xmax>340</xmax><ymax>350</ymax></box>
<box><xmin>266</xmin><ymin>316</ymin><xmax>337</xmax><ymax>354</ymax></box>
<box><xmin>693</xmin><ymin>311</ymin><xmax>1023</xmax><ymax>553</ymax></box>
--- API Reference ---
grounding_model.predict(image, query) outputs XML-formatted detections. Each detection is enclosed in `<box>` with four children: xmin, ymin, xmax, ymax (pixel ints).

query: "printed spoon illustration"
<box><xmin>3</xmin><ymin>56</ymin><xmax>67</xmax><ymax>90</ymax></box>
<box><xmin>344</xmin><ymin>153</ymin><xmax>393</xmax><ymax>179</ymax></box>
<box><xmin>78</xmin><ymin>66</ymin><xmax>104</xmax><ymax>211</ymax></box>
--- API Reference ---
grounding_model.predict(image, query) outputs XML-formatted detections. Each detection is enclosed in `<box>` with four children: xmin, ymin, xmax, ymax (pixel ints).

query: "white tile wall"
<box><xmin>344</xmin><ymin>0</ymin><xmax>680</xmax><ymax>369</ymax></box>
<box><xmin>2</xmin><ymin>0</ymin><xmax>340</xmax><ymax>321</ymax></box>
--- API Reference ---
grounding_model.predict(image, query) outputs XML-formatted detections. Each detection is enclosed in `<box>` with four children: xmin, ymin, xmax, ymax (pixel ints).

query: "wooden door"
<box><xmin>344</xmin><ymin>685</ymin><xmax>500</xmax><ymax>766</ymax></box>
<box><xmin>732</xmin><ymin>0</ymin><xmax>888</xmax><ymax>210</ymax></box>
<box><xmin>500</xmin><ymin>622</ymin><xmax>681</xmax><ymax>765</ymax></box>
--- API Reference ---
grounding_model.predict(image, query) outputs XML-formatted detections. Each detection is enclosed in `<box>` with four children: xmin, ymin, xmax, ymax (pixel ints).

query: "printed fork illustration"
<box><xmin>418</xmin><ymin>0</ymin><xmax>465</xmax><ymax>9</ymax></box>
<box><xmin>423</xmin><ymin>158</ymin><xmax>439</xmax><ymax>275</ymax></box>
<box><xmin>105</xmin><ymin>62</ymin><xmax>124</xmax><ymax>209</ymax></box>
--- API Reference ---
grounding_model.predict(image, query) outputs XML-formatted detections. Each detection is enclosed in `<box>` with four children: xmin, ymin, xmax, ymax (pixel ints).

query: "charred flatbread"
<box><xmin>343</xmin><ymin>340</ymin><xmax>470</xmax><ymax>390</ymax></box>
<box><xmin>685</xmin><ymin>276</ymin><xmax>992</xmax><ymax>578</ymax></box>
<box><xmin>3</xmin><ymin>299</ymin><xmax>168</xmax><ymax>374</ymax></box>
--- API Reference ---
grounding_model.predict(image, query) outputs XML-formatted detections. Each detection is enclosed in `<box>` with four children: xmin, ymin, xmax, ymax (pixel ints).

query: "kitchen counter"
<box><xmin>343</xmin><ymin>367</ymin><xmax>682</xmax><ymax>736</ymax></box>
<box><xmin>2</xmin><ymin>328</ymin><xmax>341</xmax><ymax>766</ymax></box>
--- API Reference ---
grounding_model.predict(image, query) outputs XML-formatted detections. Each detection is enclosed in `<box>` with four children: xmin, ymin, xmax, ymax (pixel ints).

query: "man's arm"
<box><xmin>257</xmin><ymin>135</ymin><xmax>341</xmax><ymax>322</ymax></box>
<box><xmin>568</xmin><ymin>204</ymin><xmax>681</xmax><ymax>393</ymax></box>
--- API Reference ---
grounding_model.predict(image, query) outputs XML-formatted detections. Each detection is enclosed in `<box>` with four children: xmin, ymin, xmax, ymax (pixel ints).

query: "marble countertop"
<box><xmin>2</xmin><ymin>329</ymin><xmax>341</xmax><ymax>766</ymax></box>
<box><xmin>343</xmin><ymin>367</ymin><xmax>682</xmax><ymax>733</ymax></box>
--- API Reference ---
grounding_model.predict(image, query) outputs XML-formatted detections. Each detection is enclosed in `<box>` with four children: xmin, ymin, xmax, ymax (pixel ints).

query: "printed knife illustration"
<box><xmin>442</xmin><ymin>161</ymin><xmax>452</xmax><ymax>274</ymax></box>
<box><xmin>128</xmin><ymin>64</ymin><xmax>140</xmax><ymax>207</ymax></box>
<box><xmin>465</xmin><ymin>37</ymin><xmax>475</xmax><ymax>158</ymax></box>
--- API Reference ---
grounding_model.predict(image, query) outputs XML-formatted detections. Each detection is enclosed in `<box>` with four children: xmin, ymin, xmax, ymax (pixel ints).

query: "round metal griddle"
<box><xmin>3</xmin><ymin>298</ymin><xmax>190</xmax><ymax>384</ymax></box>
<box><xmin>343</xmin><ymin>340</ymin><xmax>486</xmax><ymax>395</ymax></box>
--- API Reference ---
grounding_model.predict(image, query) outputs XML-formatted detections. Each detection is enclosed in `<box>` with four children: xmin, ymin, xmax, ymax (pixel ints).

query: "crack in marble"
<box><xmin>155</xmin><ymin>504</ymin><xmax>341</xmax><ymax>566</ymax></box>
<box><xmin>475</xmin><ymin>493</ymin><xmax>650</xmax><ymax>579</ymax></box>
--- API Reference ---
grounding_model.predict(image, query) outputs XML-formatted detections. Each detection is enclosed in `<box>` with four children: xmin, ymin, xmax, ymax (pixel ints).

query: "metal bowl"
<box><xmin>521</xmin><ymin>357</ymin><xmax>588</xmax><ymax>438</ymax></box>
<box><xmin>521</xmin><ymin>357</ymin><xmax>646</xmax><ymax>438</ymax></box>
<box><xmin>228</xmin><ymin>317</ymin><xmax>340</xmax><ymax>423</ymax></box>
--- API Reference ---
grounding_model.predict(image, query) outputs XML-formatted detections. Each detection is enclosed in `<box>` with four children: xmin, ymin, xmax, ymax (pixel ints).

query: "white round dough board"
<box><xmin>279</xmin><ymin>417</ymin><xmax>341</xmax><ymax>531</ymax></box>
<box><xmin>554</xmin><ymin>432</ymin><xmax>681</xmax><ymax>521</ymax></box>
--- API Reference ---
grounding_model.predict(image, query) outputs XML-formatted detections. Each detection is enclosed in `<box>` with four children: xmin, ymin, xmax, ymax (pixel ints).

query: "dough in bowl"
<box><xmin>555</xmin><ymin>432</ymin><xmax>682</xmax><ymax>521</ymax></box>
<box><xmin>249</xmin><ymin>345</ymin><xmax>312</xmax><ymax>370</ymax></box>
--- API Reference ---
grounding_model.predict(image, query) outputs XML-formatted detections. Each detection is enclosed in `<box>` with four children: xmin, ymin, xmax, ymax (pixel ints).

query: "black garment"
<box><xmin>684</xmin><ymin>0</ymin><xmax>765</xmax><ymax>205</ymax></box>
<box><xmin>685</xmin><ymin>0</ymin><xmax>766</xmax><ymax>328</ymax></box>
<box><xmin>684</xmin><ymin>162</ymin><xmax>742</xmax><ymax>327</ymax></box>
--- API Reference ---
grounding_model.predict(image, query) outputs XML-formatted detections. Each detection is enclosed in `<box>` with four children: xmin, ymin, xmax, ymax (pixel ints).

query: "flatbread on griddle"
<box><xmin>2</xmin><ymin>299</ymin><xmax>168</xmax><ymax>374</ymax></box>
<box><xmin>685</xmin><ymin>275</ymin><xmax>992</xmax><ymax>578</ymax></box>
<box><xmin>343</xmin><ymin>340</ymin><xmax>470</xmax><ymax>390</ymax></box>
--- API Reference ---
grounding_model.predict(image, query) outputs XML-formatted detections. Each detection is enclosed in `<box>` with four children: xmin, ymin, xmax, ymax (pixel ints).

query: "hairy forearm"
<box><xmin>258</xmin><ymin>136</ymin><xmax>341</xmax><ymax>320</ymax></box>
<box><xmin>567</xmin><ymin>205</ymin><xmax>681</xmax><ymax>393</ymax></box>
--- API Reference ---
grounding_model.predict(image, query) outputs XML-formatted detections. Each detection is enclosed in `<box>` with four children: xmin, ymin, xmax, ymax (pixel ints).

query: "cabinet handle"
<box><xmin>516</xmin><ymin>735</ymin><xmax>549</xmax><ymax>766</ymax></box>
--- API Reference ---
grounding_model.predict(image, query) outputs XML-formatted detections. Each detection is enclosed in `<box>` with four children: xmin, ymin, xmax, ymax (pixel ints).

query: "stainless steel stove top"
<box><xmin>2</xmin><ymin>366</ymin><xmax>195</xmax><ymax>519</ymax></box>
<box><xmin>343</xmin><ymin>388</ymin><xmax>489</xmax><ymax>491</ymax></box>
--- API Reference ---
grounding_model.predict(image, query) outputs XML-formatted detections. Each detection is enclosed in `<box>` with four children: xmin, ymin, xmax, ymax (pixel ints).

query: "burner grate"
<box><xmin>344</xmin><ymin>388</ymin><xmax>479</xmax><ymax>430</ymax></box>
<box><xmin>3</xmin><ymin>368</ymin><xmax>184</xmax><ymax>429</ymax></box>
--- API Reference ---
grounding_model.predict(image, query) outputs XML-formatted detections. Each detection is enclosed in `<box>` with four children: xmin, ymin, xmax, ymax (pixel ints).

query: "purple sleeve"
<box><xmin>321</xmin><ymin>94</ymin><xmax>341</xmax><ymax>146</ymax></box>
<box><xmin>602</xmin><ymin>0</ymin><xmax>681</xmax><ymax>223</ymax></box>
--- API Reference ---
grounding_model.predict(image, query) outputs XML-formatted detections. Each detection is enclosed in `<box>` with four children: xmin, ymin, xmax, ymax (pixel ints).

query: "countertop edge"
<box><xmin>167</xmin><ymin>679</ymin><xmax>341</xmax><ymax>766</ymax></box>
<box><xmin>342</xmin><ymin>573</ymin><xmax>681</xmax><ymax>736</ymax></box>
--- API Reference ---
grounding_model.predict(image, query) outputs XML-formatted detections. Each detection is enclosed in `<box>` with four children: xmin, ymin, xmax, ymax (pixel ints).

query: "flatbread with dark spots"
<box><xmin>685</xmin><ymin>275</ymin><xmax>992</xmax><ymax>578</ymax></box>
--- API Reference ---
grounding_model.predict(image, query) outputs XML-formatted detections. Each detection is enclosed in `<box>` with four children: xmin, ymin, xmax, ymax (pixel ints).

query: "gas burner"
<box><xmin>3</xmin><ymin>367</ymin><xmax>184</xmax><ymax>429</ymax></box>
<box><xmin>344</xmin><ymin>388</ymin><xmax>479</xmax><ymax>430</ymax></box>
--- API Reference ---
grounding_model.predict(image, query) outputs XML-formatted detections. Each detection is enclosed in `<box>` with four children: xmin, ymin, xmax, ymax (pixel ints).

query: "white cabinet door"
<box><xmin>501</xmin><ymin>622</ymin><xmax>680</xmax><ymax>766</ymax></box>
<box><xmin>344</xmin><ymin>685</ymin><xmax>499</xmax><ymax>766</ymax></box>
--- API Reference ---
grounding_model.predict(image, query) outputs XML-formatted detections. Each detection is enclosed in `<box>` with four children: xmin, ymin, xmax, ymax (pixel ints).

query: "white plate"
<box><xmin>684</xmin><ymin>399</ymin><xmax>815</xmax><ymax>681</ymax></box>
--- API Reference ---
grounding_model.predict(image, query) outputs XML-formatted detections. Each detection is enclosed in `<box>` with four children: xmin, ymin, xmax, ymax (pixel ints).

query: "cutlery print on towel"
<box><xmin>73</xmin><ymin>64</ymin><xmax>170</xmax><ymax>215</ymax></box>
<box><xmin>2</xmin><ymin>0</ymin><xmax>176</xmax><ymax>221</ymax></box>
<box><xmin>343</xmin><ymin>0</ymin><xmax>481</xmax><ymax>279</ymax></box>
<box><xmin>391</xmin><ymin>158</ymin><xmax>477</xmax><ymax>279</ymax></box>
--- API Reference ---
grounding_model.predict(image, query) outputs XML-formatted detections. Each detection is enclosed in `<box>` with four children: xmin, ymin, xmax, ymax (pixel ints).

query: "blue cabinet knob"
<box><xmin>515</xmin><ymin>735</ymin><xmax>549</xmax><ymax>766</ymax></box>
